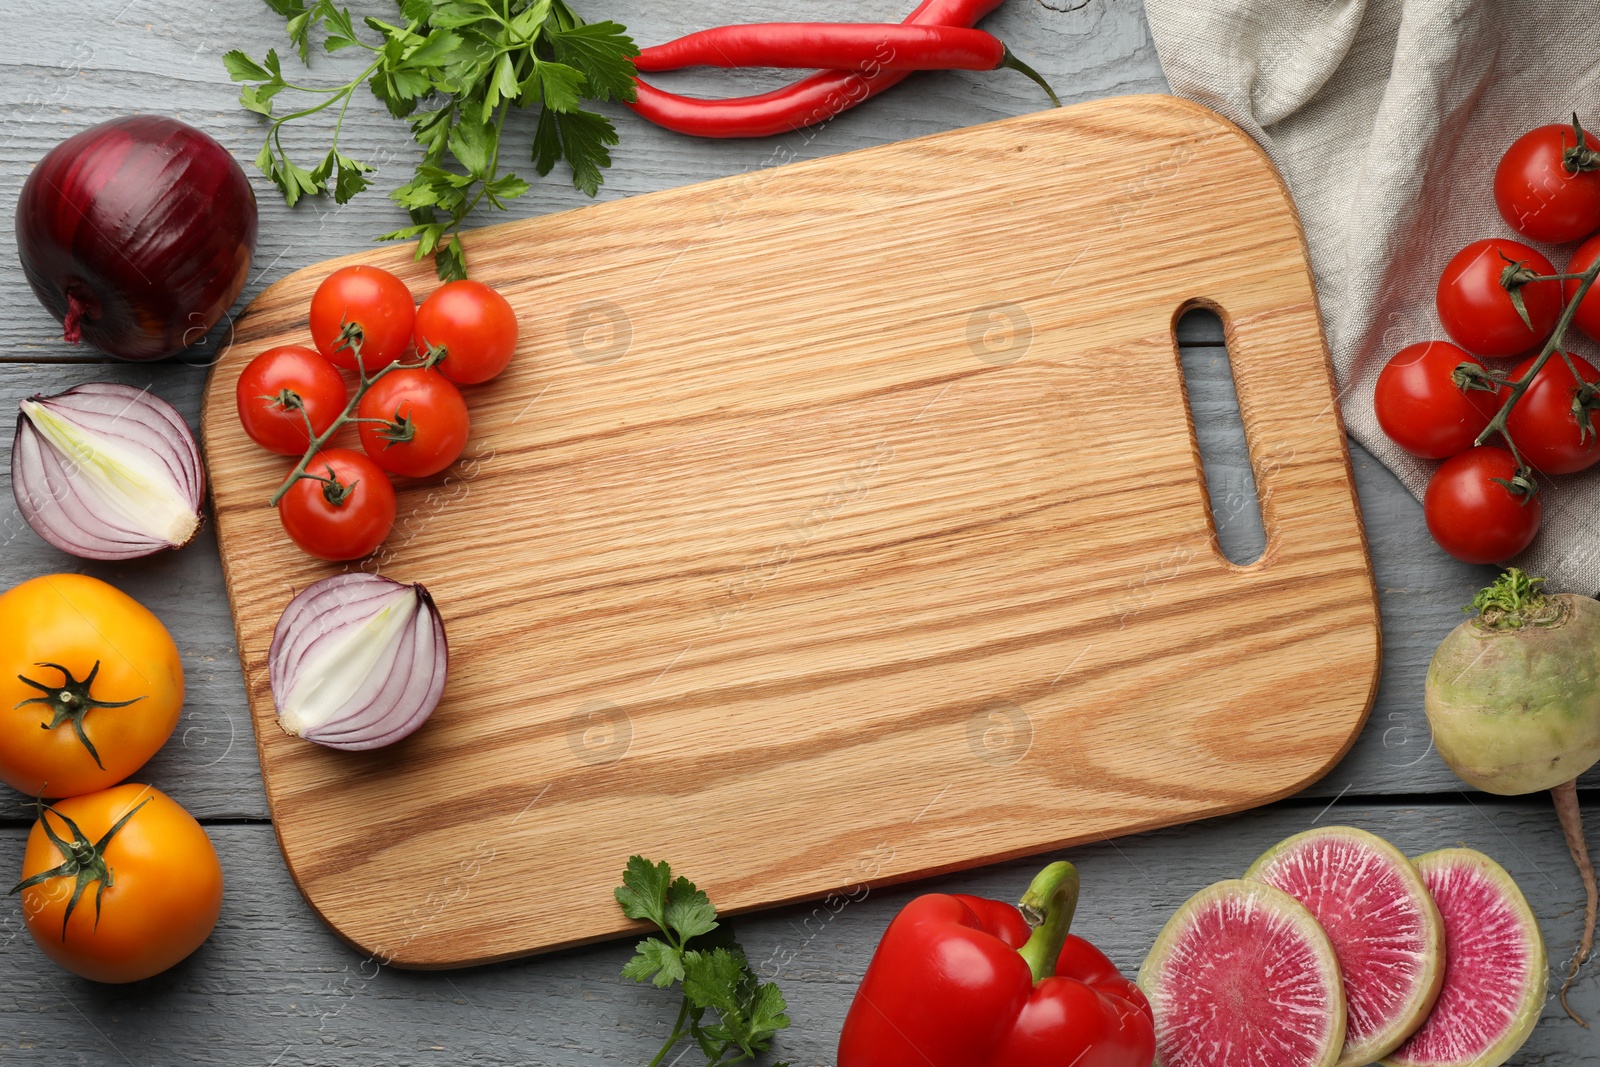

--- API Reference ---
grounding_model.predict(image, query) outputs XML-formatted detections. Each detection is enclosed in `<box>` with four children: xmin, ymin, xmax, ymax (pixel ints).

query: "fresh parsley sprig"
<box><xmin>616</xmin><ymin>857</ymin><xmax>792</xmax><ymax>1067</ymax></box>
<box><xmin>224</xmin><ymin>0</ymin><xmax>637</xmax><ymax>281</ymax></box>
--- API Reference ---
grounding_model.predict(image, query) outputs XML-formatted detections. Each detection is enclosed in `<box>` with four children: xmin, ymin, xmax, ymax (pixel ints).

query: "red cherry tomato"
<box><xmin>309</xmin><ymin>265</ymin><xmax>416</xmax><ymax>373</ymax></box>
<box><xmin>1565</xmin><ymin>234</ymin><xmax>1600</xmax><ymax>345</ymax></box>
<box><xmin>413</xmin><ymin>280</ymin><xmax>519</xmax><ymax>385</ymax></box>
<box><xmin>356</xmin><ymin>369</ymin><xmax>470</xmax><ymax>478</ymax></box>
<box><xmin>277</xmin><ymin>448</ymin><xmax>397</xmax><ymax>561</ymax></box>
<box><xmin>1505</xmin><ymin>352</ymin><xmax>1600</xmax><ymax>475</ymax></box>
<box><xmin>1373</xmin><ymin>341</ymin><xmax>1503</xmax><ymax>459</ymax></box>
<box><xmin>1423</xmin><ymin>446</ymin><xmax>1541</xmax><ymax>564</ymax></box>
<box><xmin>1436</xmin><ymin>239</ymin><xmax>1560</xmax><ymax>358</ymax></box>
<box><xmin>1493</xmin><ymin>121</ymin><xmax>1600</xmax><ymax>243</ymax></box>
<box><xmin>234</xmin><ymin>345</ymin><xmax>349</xmax><ymax>456</ymax></box>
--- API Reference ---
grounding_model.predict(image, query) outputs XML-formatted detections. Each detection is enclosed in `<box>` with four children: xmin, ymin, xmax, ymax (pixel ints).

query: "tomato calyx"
<box><xmin>9</xmin><ymin>796</ymin><xmax>150</xmax><ymax>939</ymax></box>
<box><xmin>332</xmin><ymin>320</ymin><xmax>367</xmax><ymax>368</ymax></box>
<box><xmin>1553</xmin><ymin>351</ymin><xmax>1600</xmax><ymax>445</ymax></box>
<box><xmin>293</xmin><ymin>462</ymin><xmax>361</xmax><ymax>508</ymax></box>
<box><xmin>417</xmin><ymin>339</ymin><xmax>449</xmax><ymax>370</ymax></box>
<box><xmin>1498</xmin><ymin>253</ymin><xmax>1546</xmax><ymax>331</ymax></box>
<box><xmin>1488</xmin><ymin>464</ymin><xmax>1541</xmax><ymax>505</ymax></box>
<box><xmin>1452</xmin><ymin>361</ymin><xmax>1502</xmax><ymax>394</ymax></box>
<box><xmin>265</xmin><ymin>386</ymin><xmax>305</xmax><ymax>413</ymax></box>
<box><xmin>1563</xmin><ymin>113</ymin><xmax>1600</xmax><ymax>175</ymax></box>
<box><xmin>14</xmin><ymin>661</ymin><xmax>145</xmax><ymax>770</ymax></box>
<box><xmin>373</xmin><ymin>409</ymin><xmax>417</xmax><ymax>447</ymax></box>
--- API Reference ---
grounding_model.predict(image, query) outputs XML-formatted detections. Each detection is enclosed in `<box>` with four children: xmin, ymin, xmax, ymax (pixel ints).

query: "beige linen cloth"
<box><xmin>1142</xmin><ymin>0</ymin><xmax>1600</xmax><ymax>594</ymax></box>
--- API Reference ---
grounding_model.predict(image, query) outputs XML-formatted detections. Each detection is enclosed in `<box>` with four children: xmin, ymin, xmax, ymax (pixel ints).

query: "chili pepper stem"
<box><xmin>1016</xmin><ymin>860</ymin><xmax>1080</xmax><ymax>982</ymax></box>
<box><xmin>999</xmin><ymin>47</ymin><xmax>1060</xmax><ymax>108</ymax></box>
<box><xmin>1474</xmin><ymin>257</ymin><xmax>1600</xmax><ymax>461</ymax></box>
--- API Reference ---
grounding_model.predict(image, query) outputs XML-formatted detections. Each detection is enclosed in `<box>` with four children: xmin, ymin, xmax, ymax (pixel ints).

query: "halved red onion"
<box><xmin>268</xmin><ymin>573</ymin><xmax>448</xmax><ymax>751</ymax></box>
<box><xmin>12</xmin><ymin>382</ymin><xmax>205</xmax><ymax>559</ymax></box>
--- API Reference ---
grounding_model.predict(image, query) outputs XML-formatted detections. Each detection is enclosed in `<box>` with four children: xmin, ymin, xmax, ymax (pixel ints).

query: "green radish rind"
<box><xmin>1139</xmin><ymin>878</ymin><xmax>1347</xmax><ymax>1067</ymax></box>
<box><xmin>1380</xmin><ymin>849</ymin><xmax>1547</xmax><ymax>1067</ymax></box>
<box><xmin>1245</xmin><ymin>826</ymin><xmax>1445</xmax><ymax>1067</ymax></box>
<box><xmin>1424</xmin><ymin>592</ymin><xmax>1600</xmax><ymax>796</ymax></box>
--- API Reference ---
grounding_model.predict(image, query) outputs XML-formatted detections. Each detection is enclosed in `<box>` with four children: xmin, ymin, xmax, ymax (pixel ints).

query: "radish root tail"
<box><xmin>1553</xmin><ymin>778</ymin><xmax>1595</xmax><ymax>1027</ymax></box>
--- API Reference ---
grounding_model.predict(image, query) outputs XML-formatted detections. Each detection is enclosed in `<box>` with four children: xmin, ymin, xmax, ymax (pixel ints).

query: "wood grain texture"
<box><xmin>198</xmin><ymin>96</ymin><xmax>1380</xmax><ymax>966</ymax></box>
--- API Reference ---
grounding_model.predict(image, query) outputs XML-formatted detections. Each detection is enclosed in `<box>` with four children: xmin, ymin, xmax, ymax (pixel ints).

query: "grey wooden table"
<box><xmin>2</xmin><ymin>2</ymin><xmax>1596</xmax><ymax>1064</ymax></box>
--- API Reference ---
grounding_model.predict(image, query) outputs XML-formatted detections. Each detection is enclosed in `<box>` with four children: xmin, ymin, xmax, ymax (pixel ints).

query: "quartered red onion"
<box><xmin>268</xmin><ymin>574</ymin><xmax>448</xmax><ymax>751</ymax></box>
<box><xmin>12</xmin><ymin>382</ymin><xmax>205</xmax><ymax>559</ymax></box>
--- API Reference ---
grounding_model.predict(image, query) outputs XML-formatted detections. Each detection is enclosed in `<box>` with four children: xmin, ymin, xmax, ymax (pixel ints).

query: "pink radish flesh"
<box><xmin>1387</xmin><ymin>851</ymin><xmax>1544</xmax><ymax>1067</ymax></box>
<box><xmin>1250</xmin><ymin>829</ymin><xmax>1441</xmax><ymax>1065</ymax></box>
<box><xmin>1142</xmin><ymin>881</ymin><xmax>1344</xmax><ymax>1067</ymax></box>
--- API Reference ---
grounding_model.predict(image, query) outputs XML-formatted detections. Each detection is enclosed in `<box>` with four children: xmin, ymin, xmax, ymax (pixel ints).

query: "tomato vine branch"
<box><xmin>1473</xmin><ymin>257</ymin><xmax>1600</xmax><ymax>472</ymax></box>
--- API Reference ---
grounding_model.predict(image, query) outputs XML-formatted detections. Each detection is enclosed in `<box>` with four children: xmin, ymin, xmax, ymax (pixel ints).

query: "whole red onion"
<box><xmin>16</xmin><ymin>115</ymin><xmax>258</xmax><ymax>362</ymax></box>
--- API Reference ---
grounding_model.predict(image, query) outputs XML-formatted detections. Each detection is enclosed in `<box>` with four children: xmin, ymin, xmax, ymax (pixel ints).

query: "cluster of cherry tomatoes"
<box><xmin>234</xmin><ymin>264</ymin><xmax>518</xmax><ymax>560</ymax></box>
<box><xmin>1374</xmin><ymin>116</ymin><xmax>1600</xmax><ymax>565</ymax></box>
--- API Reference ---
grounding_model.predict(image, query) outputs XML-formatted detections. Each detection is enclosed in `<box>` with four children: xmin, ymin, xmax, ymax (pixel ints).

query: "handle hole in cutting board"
<box><xmin>1175</xmin><ymin>307</ymin><xmax>1266</xmax><ymax>566</ymax></box>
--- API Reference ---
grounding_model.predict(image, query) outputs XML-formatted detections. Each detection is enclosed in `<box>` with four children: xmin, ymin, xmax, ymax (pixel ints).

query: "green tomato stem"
<box><xmin>267</xmin><ymin>337</ymin><xmax>426</xmax><ymax>507</ymax></box>
<box><xmin>1475</xmin><ymin>257</ymin><xmax>1600</xmax><ymax>464</ymax></box>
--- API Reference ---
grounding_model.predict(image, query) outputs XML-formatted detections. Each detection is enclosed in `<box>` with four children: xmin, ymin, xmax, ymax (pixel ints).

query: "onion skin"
<box><xmin>16</xmin><ymin>115</ymin><xmax>258</xmax><ymax>361</ymax></box>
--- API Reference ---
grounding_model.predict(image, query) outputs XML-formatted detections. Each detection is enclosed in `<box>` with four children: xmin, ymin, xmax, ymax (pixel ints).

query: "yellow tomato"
<box><xmin>16</xmin><ymin>783</ymin><xmax>223</xmax><ymax>983</ymax></box>
<box><xmin>0</xmin><ymin>574</ymin><xmax>183</xmax><ymax>797</ymax></box>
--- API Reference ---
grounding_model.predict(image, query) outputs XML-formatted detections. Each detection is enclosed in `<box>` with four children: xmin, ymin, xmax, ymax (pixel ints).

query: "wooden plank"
<box><xmin>0</xmin><ymin>798</ymin><xmax>1592</xmax><ymax>1064</ymax></box>
<box><xmin>197</xmin><ymin>96</ymin><xmax>1380</xmax><ymax>965</ymax></box>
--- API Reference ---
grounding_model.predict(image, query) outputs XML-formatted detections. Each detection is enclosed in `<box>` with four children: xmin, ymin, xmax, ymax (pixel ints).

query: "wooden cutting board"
<box><xmin>200</xmin><ymin>94</ymin><xmax>1380</xmax><ymax>969</ymax></box>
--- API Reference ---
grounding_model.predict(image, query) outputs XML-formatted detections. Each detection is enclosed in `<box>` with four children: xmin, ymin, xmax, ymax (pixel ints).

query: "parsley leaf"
<box><xmin>230</xmin><ymin>0</ymin><xmax>638</xmax><ymax>279</ymax></box>
<box><xmin>615</xmin><ymin>857</ymin><xmax>791</xmax><ymax>1067</ymax></box>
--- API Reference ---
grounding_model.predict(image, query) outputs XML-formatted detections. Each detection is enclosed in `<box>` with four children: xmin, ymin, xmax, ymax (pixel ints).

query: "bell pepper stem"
<box><xmin>1015</xmin><ymin>860</ymin><xmax>1080</xmax><ymax>983</ymax></box>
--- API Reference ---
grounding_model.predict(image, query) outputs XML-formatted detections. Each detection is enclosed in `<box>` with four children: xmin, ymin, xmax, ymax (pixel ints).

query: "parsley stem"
<box><xmin>267</xmin><ymin>57</ymin><xmax>380</xmax><ymax>134</ymax></box>
<box><xmin>646</xmin><ymin>1000</ymin><xmax>691</xmax><ymax>1067</ymax></box>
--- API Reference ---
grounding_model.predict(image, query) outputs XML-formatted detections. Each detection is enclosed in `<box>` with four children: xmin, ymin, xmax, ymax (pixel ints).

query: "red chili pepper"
<box><xmin>628</xmin><ymin>0</ymin><xmax>1007</xmax><ymax>139</ymax></box>
<box><xmin>838</xmin><ymin>862</ymin><xmax>1156</xmax><ymax>1067</ymax></box>
<box><xmin>636</xmin><ymin>24</ymin><xmax>1059</xmax><ymax>108</ymax></box>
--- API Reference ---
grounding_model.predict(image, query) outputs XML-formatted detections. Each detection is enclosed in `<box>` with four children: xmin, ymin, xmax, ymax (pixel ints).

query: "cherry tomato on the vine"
<box><xmin>1373</xmin><ymin>341</ymin><xmax>1503</xmax><ymax>459</ymax></box>
<box><xmin>1423</xmin><ymin>446</ymin><xmax>1541</xmax><ymax>564</ymax></box>
<box><xmin>413</xmin><ymin>280</ymin><xmax>519</xmax><ymax>385</ymax></box>
<box><xmin>277</xmin><ymin>448</ymin><xmax>396</xmax><ymax>561</ymax></box>
<box><xmin>1505</xmin><ymin>352</ymin><xmax>1600</xmax><ymax>475</ymax></box>
<box><xmin>1436</xmin><ymin>239</ymin><xmax>1561</xmax><ymax>358</ymax></box>
<box><xmin>16</xmin><ymin>784</ymin><xmax>222</xmax><ymax>983</ymax></box>
<box><xmin>0</xmin><ymin>574</ymin><xmax>182</xmax><ymax>798</ymax></box>
<box><xmin>1565</xmin><ymin>234</ymin><xmax>1600</xmax><ymax>345</ymax></box>
<box><xmin>235</xmin><ymin>345</ymin><xmax>349</xmax><ymax>456</ymax></box>
<box><xmin>309</xmin><ymin>265</ymin><xmax>416</xmax><ymax>373</ymax></box>
<box><xmin>356</xmin><ymin>369</ymin><xmax>470</xmax><ymax>478</ymax></box>
<box><xmin>1493</xmin><ymin>120</ymin><xmax>1600</xmax><ymax>244</ymax></box>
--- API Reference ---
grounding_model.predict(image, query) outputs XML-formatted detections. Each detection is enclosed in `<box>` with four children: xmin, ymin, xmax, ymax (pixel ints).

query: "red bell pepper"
<box><xmin>838</xmin><ymin>862</ymin><xmax>1155</xmax><ymax>1067</ymax></box>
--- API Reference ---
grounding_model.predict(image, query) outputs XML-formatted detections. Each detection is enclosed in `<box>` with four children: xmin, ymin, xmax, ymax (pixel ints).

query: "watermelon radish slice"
<box><xmin>1382</xmin><ymin>851</ymin><xmax>1542</xmax><ymax>1067</ymax></box>
<box><xmin>1383</xmin><ymin>849</ymin><xmax>1547</xmax><ymax>1067</ymax></box>
<box><xmin>1139</xmin><ymin>879</ymin><xmax>1347</xmax><ymax>1067</ymax></box>
<box><xmin>1246</xmin><ymin>827</ymin><xmax>1445</xmax><ymax>1067</ymax></box>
